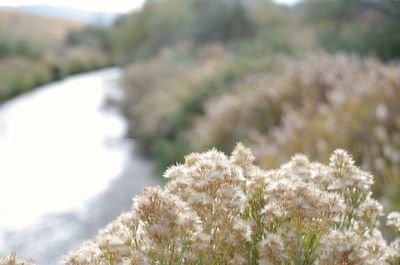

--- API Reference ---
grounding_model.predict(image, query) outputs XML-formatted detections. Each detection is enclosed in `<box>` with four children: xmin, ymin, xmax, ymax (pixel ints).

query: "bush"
<box><xmin>300</xmin><ymin>0</ymin><xmax>400</xmax><ymax>60</ymax></box>
<box><xmin>55</xmin><ymin>47</ymin><xmax>111</xmax><ymax>76</ymax></box>
<box><xmin>0</xmin><ymin>57</ymin><xmax>51</xmax><ymax>102</ymax></box>
<box><xmin>54</xmin><ymin>145</ymin><xmax>400</xmax><ymax>264</ymax></box>
<box><xmin>111</xmin><ymin>0</ymin><xmax>256</xmax><ymax>61</ymax></box>
<box><xmin>187</xmin><ymin>53</ymin><xmax>400</xmax><ymax>208</ymax></box>
<box><xmin>121</xmin><ymin>44</ymin><xmax>232</xmax><ymax>157</ymax></box>
<box><xmin>0</xmin><ymin>45</ymin><xmax>110</xmax><ymax>103</ymax></box>
<box><xmin>120</xmin><ymin>45</ymin><xmax>306</xmax><ymax>174</ymax></box>
<box><xmin>0</xmin><ymin>38</ymin><xmax>41</xmax><ymax>59</ymax></box>
<box><xmin>66</xmin><ymin>26</ymin><xmax>112</xmax><ymax>53</ymax></box>
<box><xmin>190</xmin><ymin>0</ymin><xmax>254</xmax><ymax>43</ymax></box>
<box><xmin>111</xmin><ymin>0</ymin><xmax>193</xmax><ymax>61</ymax></box>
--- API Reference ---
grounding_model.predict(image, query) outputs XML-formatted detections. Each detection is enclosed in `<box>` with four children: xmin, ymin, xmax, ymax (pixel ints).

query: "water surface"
<box><xmin>0</xmin><ymin>68</ymin><xmax>158</xmax><ymax>264</ymax></box>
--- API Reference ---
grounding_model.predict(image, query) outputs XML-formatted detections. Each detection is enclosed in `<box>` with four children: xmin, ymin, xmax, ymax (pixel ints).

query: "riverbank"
<box><xmin>0</xmin><ymin>10</ymin><xmax>114</xmax><ymax>104</ymax></box>
<box><xmin>0</xmin><ymin>57</ymin><xmax>113</xmax><ymax>104</ymax></box>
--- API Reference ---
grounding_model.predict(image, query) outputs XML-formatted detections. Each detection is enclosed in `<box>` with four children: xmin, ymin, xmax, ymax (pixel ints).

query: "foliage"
<box><xmin>120</xmin><ymin>44</ymin><xmax>233</xmax><ymax>172</ymax></box>
<box><xmin>0</xmin><ymin>57</ymin><xmax>51</xmax><ymax>101</ymax></box>
<box><xmin>187</xmin><ymin>53</ymin><xmax>400</xmax><ymax>208</ymax></box>
<box><xmin>110</xmin><ymin>0</ymin><xmax>255</xmax><ymax>61</ymax></box>
<box><xmin>189</xmin><ymin>0</ymin><xmax>254</xmax><ymax>43</ymax></box>
<box><xmin>300</xmin><ymin>0</ymin><xmax>400</xmax><ymax>60</ymax></box>
<box><xmin>0</xmin><ymin>38</ymin><xmax>41</xmax><ymax>59</ymax></box>
<box><xmin>110</xmin><ymin>0</ymin><xmax>400</xmax><ymax>63</ymax></box>
<box><xmin>111</xmin><ymin>0</ymin><xmax>192</xmax><ymax>62</ymax></box>
<box><xmin>66</xmin><ymin>26</ymin><xmax>112</xmax><ymax>53</ymax></box>
<box><xmin>120</xmin><ymin>49</ymin><xmax>400</xmax><ymax>212</ymax></box>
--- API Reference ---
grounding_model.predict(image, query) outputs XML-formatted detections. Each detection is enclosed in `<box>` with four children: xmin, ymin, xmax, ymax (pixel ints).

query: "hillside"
<box><xmin>0</xmin><ymin>5</ymin><xmax>118</xmax><ymax>25</ymax></box>
<box><xmin>0</xmin><ymin>10</ymin><xmax>83</xmax><ymax>47</ymax></box>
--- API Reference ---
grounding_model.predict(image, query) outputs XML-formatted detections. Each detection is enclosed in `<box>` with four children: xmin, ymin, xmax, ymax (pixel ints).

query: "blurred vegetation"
<box><xmin>111</xmin><ymin>0</ymin><xmax>400</xmax><ymax>210</ymax></box>
<box><xmin>300</xmin><ymin>0</ymin><xmax>400</xmax><ymax>60</ymax></box>
<box><xmin>66</xmin><ymin>26</ymin><xmax>112</xmax><ymax>53</ymax></box>
<box><xmin>188</xmin><ymin>54</ymin><xmax>400</xmax><ymax>207</ymax></box>
<box><xmin>0</xmin><ymin>37</ymin><xmax>41</xmax><ymax>59</ymax></box>
<box><xmin>0</xmin><ymin>10</ymin><xmax>112</xmax><ymax>103</ymax></box>
<box><xmin>110</xmin><ymin>0</ymin><xmax>256</xmax><ymax>62</ymax></box>
<box><xmin>114</xmin><ymin>0</ymin><xmax>315</xmax><ymax>171</ymax></box>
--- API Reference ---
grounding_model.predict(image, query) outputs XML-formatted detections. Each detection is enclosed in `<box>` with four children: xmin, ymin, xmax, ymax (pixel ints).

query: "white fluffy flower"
<box><xmin>55</xmin><ymin>146</ymin><xmax>398</xmax><ymax>265</ymax></box>
<box><xmin>387</xmin><ymin>212</ymin><xmax>400</xmax><ymax>229</ymax></box>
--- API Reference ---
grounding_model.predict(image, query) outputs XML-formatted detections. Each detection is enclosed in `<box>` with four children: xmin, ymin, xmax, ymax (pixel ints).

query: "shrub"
<box><xmin>66</xmin><ymin>26</ymin><xmax>112</xmax><ymax>53</ymax></box>
<box><xmin>300</xmin><ymin>0</ymin><xmax>400</xmax><ymax>60</ymax></box>
<box><xmin>190</xmin><ymin>0</ymin><xmax>254</xmax><ymax>44</ymax></box>
<box><xmin>0</xmin><ymin>38</ymin><xmax>41</xmax><ymax>59</ymax></box>
<box><xmin>0</xmin><ymin>57</ymin><xmax>51</xmax><ymax>102</ymax></box>
<box><xmin>120</xmin><ymin>45</ymin><xmax>298</xmax><ymax>174</ymax></box>
<box><xmin>188</xmin><ymin>53</ymin><xmax>400</xmax><ymax>208</ymax></box>
<box><xmin>121</xmin><ymin>44</ymin><xmax>232</xmax><ymax>157</ymax></box>
<box><xmin>56</xmin><ymin>145</ymin><xmax>399</xmax><ymax>264</ymax></box>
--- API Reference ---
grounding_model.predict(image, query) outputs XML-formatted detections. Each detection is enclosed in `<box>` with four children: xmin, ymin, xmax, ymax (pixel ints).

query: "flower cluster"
<box><xmin>56</xmin><ymin>144</ymin><xmax>399</xmax><ymax>265</ymax></box>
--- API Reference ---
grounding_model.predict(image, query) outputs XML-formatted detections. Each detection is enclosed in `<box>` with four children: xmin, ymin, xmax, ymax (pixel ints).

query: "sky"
<box><xmin>0</xmin><ymin>0</ymin><xmax>299</xmax><ymax>13</ymax></box>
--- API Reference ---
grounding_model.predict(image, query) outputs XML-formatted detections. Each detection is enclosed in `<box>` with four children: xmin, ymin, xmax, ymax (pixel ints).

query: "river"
<box><xmin>0</xmin><ymin>68</ymin><xmax>159</xmax><ymax>264</ymax></box>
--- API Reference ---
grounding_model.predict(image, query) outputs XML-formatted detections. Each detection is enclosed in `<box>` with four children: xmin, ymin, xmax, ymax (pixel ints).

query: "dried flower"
<box><xmin>387</xmin><ymin>212</ymin><xmax>400</xmax><ymax>229</ymax></box>
<box><xmin>12</xmin><ymin>145</ymin><xmax>398</xmax><ymax>265</ymax></box>
<box><xmin>0</xmin><ymin>253</ymin><xmax>35</xmax><ymax>265</ymax></box>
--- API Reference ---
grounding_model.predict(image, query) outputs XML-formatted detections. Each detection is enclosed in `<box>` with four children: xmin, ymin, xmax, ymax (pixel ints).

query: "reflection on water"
<box><xmin>0</xmin><ymin>68</ymin><xmax>157</xmax><ymax>264</ymax></box>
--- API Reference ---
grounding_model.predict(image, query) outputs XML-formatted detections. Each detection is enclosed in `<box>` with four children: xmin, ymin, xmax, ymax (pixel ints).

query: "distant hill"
<box><xmin>0</xmin><ymin>5</ymin><xmax>119</xmax><ymax>25</ymax></box>
<box><xmin>0</xmin><ymin>10</ymin><xmax>84</xmax><ymax>47</ymax></box>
